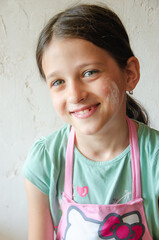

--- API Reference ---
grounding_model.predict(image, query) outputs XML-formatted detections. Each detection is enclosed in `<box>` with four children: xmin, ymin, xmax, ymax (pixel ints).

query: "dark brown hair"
<box><xmin>36</xmin><ymin>4</ymin><xmax>148</xmax><ymax>124</ymax></box>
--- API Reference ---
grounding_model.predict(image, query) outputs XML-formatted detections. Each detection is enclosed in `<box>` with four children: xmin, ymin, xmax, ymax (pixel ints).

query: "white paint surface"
<box><xmin>0</xmin><ymin>0</ymin><xmax>158</xmax><ymax>239</ymax></box>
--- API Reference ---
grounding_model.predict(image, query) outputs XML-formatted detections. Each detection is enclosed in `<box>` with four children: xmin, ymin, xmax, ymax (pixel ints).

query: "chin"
<box><xmin>74</xmin><ymin>124</ymin><xmax>103</xmax><ymax>136</ymax></box>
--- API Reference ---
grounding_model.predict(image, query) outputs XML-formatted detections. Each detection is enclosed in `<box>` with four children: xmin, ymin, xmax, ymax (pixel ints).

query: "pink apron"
<box><xmin>56</xmin><ymin>118</ymin><xmax>153</xmax><ymax>240</ymax></box>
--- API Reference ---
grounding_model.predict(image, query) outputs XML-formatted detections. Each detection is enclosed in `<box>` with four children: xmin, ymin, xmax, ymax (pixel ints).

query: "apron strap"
<box><xmin>127</xmin><ymin>117</ymin><xmax>141</xmax><ymax>199</ymax></box>
<box><xmin>64</xmin><ymin>118</ymin><xmax>141</xmax><ymax>200</ymax></box>
<box><xmin>64</xmin><ymin>126</ymin><xmax>75</xmax><ymax>199</ymax></box>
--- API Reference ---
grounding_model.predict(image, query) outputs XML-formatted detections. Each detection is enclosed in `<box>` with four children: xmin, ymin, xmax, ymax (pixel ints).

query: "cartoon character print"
<box><xmin>63</xmin><ymin>206</ymin><xmax>145</xmax><ymax>240</ymax></box>
<box><xmin>99</xmin><ymin>212</ymin><xmax>145</xmax><ymax>239</ymax></box>
<box><xmin>63</xmin><ymin>206</ymin><xmax>101</xmax><ymax>240</ymax></box>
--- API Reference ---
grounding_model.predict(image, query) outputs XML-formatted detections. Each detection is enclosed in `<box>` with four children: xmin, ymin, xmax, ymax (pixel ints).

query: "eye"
<box><xmin>83</xmin><ymin>70</ymin><xmax>99</xmax><ymax>77</ymax></box>
<box><xmin>51</xmin><ymin>79</ymin><xmax>65</xmax><ymax>87</ymax></box>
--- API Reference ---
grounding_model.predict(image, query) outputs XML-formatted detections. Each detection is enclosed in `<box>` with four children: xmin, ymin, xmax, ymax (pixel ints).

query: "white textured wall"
<box><xmin>0</xmin><ymin>0</ymin><xmax>158</xmax><ymax>239</ymax></box>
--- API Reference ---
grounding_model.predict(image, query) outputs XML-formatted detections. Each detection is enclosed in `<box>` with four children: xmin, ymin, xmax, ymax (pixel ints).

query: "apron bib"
<box><xmin>56</xmin><ymin>118</ymin><xmax>153</xmax><ymax>240</ymax></box>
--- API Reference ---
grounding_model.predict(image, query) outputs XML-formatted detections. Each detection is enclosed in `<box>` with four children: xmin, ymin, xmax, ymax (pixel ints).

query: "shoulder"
<box><xmin>28</xmin><ymin>124</ymin><xmax>69</xmax><ymax>158</ymax></box>
<box><xmin>44</xmin><ymin>124</ymin><xmax>70</xmax><ymax>153</ymax></box>
<box><xmin>43</xmin><ymin>124</ymin><xmax>70</xmax><ymax>168</ymax></box>
<box><xmin>138</xmin><ymin>122</ymin><xmax>159</xmax><ymax>197</ymax></box>
<box><xmin>138</xmin><ymin>122</ymin><xmax>159</xmax><ymax>155</ymax></box>
<box><xmin>138</xmin><ymin>121</ymin><xmax>159</xmax><ymax>139</ymax></box>
<box><xmin>23</xmin><ymin>124</ymin><xmax>70</xmax><ymax>194</ymax></box>
<box><xmin>137</xmin><ymin>122</ymin><xmax>159</xmax><ymax>180</ymax></box>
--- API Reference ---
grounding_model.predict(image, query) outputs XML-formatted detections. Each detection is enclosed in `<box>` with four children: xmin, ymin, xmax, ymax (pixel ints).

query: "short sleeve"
<box><xmin>152</xmin><ymin>150</ymin><xmax>159</xmax><ymax>196</ymax></box>
<box><xmin>23</xmin><ymin>138</ymin><xmax>52</xmax><ymax>195</ymax></box>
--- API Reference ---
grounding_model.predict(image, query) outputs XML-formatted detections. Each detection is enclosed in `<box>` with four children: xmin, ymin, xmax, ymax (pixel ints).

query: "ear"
<box><xmin>124</xmin><ymin>57</ymin><xmax>140</xmax><ymax>92</ymax></box>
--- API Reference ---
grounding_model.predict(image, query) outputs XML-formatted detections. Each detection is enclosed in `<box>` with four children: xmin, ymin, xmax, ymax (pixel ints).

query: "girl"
<box><xmin>24</xmin><ymin>4</ymin><xmax>159</xmax><ymax>240</ymax></box>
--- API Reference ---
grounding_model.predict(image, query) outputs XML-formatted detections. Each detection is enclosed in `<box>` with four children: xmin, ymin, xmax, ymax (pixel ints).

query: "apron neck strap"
<box><xmin>64</xmin><ymin>118</ymin><xmax>141</xmax><ymax>200</ymax></box>
<box><xmin>64</xmin><ymin>126</ymin><xmax>75</xmax><ymax>199</ymax></box>
<box><xmin>126</xmin><ymin>117</ymin><xmax>141</xmax><ymax>199</ymax></box>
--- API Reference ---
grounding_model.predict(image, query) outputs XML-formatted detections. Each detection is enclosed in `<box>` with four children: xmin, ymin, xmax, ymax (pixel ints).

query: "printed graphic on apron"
<box><xmin>64</xmin><ymin>206</ymin><xmax>145</xmax><ymax>240</ymax></box>
<box><xmin>77</xmin><ymin>186</ymin><xmax>89</xmax><ymax>197</ymax></box>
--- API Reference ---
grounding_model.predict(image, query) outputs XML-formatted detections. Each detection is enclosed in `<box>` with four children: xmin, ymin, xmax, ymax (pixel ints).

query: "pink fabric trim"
<box><xmin>64</xmin><ymin>127</ymin><xmax>75</xmax><ymax>199</ymax></box>
<box><xmin>127</xmin><ymin>117</ymin><xmax>141</xmax><ymax>199</ymax></box>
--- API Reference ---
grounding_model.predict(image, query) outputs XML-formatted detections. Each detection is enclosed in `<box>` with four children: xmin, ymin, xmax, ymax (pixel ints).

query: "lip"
<box><xmin>70</xmin><ymin>103</ymin><xmax>100</xmax><ymax>119</ymax></box>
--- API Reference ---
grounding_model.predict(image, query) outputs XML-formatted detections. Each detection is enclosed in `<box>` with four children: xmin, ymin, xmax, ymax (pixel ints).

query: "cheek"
<box><xmin>50</xmin><ymin>94</ymin><xmax>64</xmax><ymax>114</ymax></box>
<box><xmin>101</xmin><ymin>81</ymin><xmax>120</xmax><ymax>109</ymax></box>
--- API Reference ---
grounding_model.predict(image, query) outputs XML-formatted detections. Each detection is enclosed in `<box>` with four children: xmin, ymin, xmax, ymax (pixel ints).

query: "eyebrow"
<box><xmin>46</xmin><ymin>62</ymin><xmax>104</xmax><ymax>81</ymax></box>
<box><xmin>46</xmin><ymin>71</ymin><xmax>61</xmax><ymax>82</ymax></box>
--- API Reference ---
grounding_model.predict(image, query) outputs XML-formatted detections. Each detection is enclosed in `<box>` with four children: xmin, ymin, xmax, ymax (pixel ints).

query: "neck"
<box><xmin>75</xmin><ymin>117</ymin><xmax>129</xmax><ymax>162</ymax></box>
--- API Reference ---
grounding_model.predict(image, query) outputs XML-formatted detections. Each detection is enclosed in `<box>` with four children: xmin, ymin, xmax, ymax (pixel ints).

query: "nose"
<box><xmin>67</xmin><ymin>81</ymin><xmax>88</xmax><ymax>104</ymax></box>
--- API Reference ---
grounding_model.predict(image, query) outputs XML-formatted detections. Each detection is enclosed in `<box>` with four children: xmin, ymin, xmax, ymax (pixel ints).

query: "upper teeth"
<box><xmin>78</xmin><ymin>109</ymin><xmax>89</xmax><ymax>114</ymax></box>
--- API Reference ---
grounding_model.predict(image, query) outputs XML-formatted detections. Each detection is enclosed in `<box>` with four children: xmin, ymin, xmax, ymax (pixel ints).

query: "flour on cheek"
<box><xmin>104</xmin><ymin>81</ymin><xmax>120</xmax><ymax>110</ymax></box>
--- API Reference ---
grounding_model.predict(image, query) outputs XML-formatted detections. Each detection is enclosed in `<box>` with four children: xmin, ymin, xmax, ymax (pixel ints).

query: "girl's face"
<box><xmin>42</xmin><ymin>38</ymin><xmax>132</xmax><ymax>135</ymax></box>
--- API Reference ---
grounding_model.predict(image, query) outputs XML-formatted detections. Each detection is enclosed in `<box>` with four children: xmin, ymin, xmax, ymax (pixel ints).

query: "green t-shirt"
<box><xmin>23</xmin><ymin>122</ymin><xmax>159</xmax><ymax>239</ymax></box>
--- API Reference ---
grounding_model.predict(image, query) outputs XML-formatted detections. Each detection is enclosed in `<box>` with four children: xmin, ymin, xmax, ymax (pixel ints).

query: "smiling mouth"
<box><xmin>71</xmin><ymin>104</ymin><xmax>100</xmax><ymax>119</ymax></box>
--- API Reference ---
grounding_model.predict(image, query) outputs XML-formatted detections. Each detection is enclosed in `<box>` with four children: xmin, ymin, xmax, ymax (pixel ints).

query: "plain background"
<box><xmin>0</xmin><ymin>0</ymin><xmax>159</xmax><ymax>239</ymax></box>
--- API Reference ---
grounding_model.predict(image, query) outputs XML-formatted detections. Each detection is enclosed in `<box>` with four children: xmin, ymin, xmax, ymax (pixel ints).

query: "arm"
<box><xmin>25</xmin><ymin>178</ymin><xmax>54</xmax><ymax>240</ymax></box>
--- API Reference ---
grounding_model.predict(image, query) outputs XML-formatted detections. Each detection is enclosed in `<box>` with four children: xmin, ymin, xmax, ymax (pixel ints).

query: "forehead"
<box><xmin>42</xmin><ymin>38</ymin><xmax>118</xmax><ymax>79</ymax></box>
<box><xmin>42</xmin><ymin>38</ymin><xmax>110</xmax><ymax>62</ymax></box>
